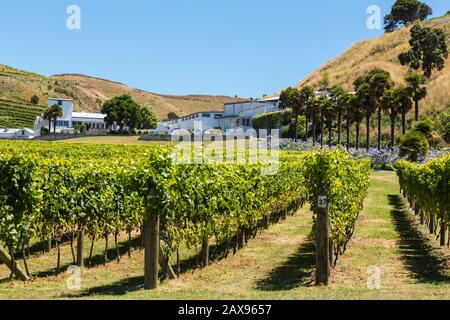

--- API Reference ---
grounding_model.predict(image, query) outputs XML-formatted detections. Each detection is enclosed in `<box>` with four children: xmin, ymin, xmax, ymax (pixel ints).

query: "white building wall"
<box><xmin>224</xmin><ymin>101</ymin><xmax>279</xmax><ymax>116</ymax></box>
<box><xmin>48</xmin><ymin>98</ymin><xmax>74</xmax><ymax>122</ymax></box>
<box><xmin>157</xmin><ymin>98</ymin><xmax>281</xmax><ymax>134</ymax></box>
<box><xmin>162</xmin><ymin>112</ymin><xmax>222</xmax><ymax>131</ymax></box>
<box><xmin>43</xmin><ymin>98</ymin><xmax>109</xmax><ymax>133</ymax></box>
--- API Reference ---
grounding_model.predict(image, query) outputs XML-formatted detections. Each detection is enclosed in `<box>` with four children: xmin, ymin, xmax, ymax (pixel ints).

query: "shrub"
<box><xmin>40</xmin><ymin>126</ymin><xmax>49</xmax><ymax>136</ymax></box>
<box><xmin>167</xmin><ymin>112</ymin><xmax>179</xmax><ymax>120</ymax></box>
<box><xmin>415</xmin><ymin>118</ymin><xmax>445</xmax><ymax>147</ymax></box>
<box><xmin>30</xmin><ymin>95</ymin><xmax>39</xmax><ymax>105</ymax></box>
<box><xmin>434</xmin><ymin>107</ymin><xmax>450</xmax><ymax>144</ymax></box>
<box><xmin>252</xmin><ymin>109</ymin><xmax>292</xmax><ymax>130</ymax></box>
<box><xmin>399</xmin><ymin>130</ymin><xmax>429</xmax><ymax>162</ymax></box>
<box><xmin>281</xmin><ymin>116</ymin><xmax>306</xmax><ymax>139</ymax></box>
<box><xmin>74</xmin><ymin>123</ymin><xmax>87</xmax><ymax>134</ymax></box>
<box><xmin>414</xmin><ymin>120</ymin><xmax>433</xmax><ymax>137</ymax></box>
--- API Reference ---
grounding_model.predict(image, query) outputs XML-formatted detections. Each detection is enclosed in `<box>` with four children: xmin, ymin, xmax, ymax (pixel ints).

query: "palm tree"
<box><xmin>354</xmin><ymin>68</ymin><xmax>392</xmax><ymax>150</ymax></box>
<box><xmin>330</xmin><ymin>86</ymin><xmax>347</xmax><ymax>146</ymax></box>
<box><xmin>395</xmin><ymin>88</ymin><xmax>413</xmax><ymax>135</ymax></box>
<box><xmin>299</xmin><ymin>86</ymin><xmax>315</xmax><ymax>142</ymax></box>
<box><xmin>279</xmin><ymin>88</ymin><xmax>301</xmax><ymax>142</ymax></box>
<box><xmin>341</xmin><ymin>94</ymin><xmax>355</xmax><ymax>150</ymax></box>
<box><xmin>307</xmin><ymin>97</ymin><xmax>321</xmax><ymax>146</ymax></box>
<box><xmin>317</xmin><ymin>96</ymin><xmax>333</xmax><ymax>148</ymax></box>
<box><xmin>381</xmin><ymin>89</ymin><xmax>400</xmax><ymax>149</ymax></box>
<box><xmin>405</xmin><ymin>73</ymin><xmax>427</xmax><ymax>122</ymax></box>
<box><xmin>354</xmin><ymin>83</ymin><xmax>372</xmax><ymax>151</ymax></box>
<box><xmin>351</xmin><ymin>95</ymin><xmax>364</xmax><ymax>150</ymax></box>
<box><xmin>43</xmin><ymin>109</ymin><xmax>53</xmax><ymax>132</ymax></box>
<box><xmin>280</xmin><ymin>86</ymin><xmax>315</xmax><ymax>142</ymax></box>
<box><xmin>317</xmin><ymin>97</ymin><xmax>325</xmax><ymax>148</ymax></box>
<box><xmin>368</xmin><ymin>72</ymin><xmax>393</xmax><ymax>150</ymax></box>
<box><xmin>50</xmin><ymin>104</ymin><xmax>63</xmax><ymax>134</ymax></box>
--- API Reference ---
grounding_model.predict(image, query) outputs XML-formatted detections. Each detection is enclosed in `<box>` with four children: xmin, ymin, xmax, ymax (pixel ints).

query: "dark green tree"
<box><xmin>139</xmin><ymin>105</ymin><xmax>158</xmax><ymax>129</ymax></box>
<box><xmin>384</xmin><ymin>0</ymin><xmax>432</xmax><ymax>32</ymax></box>
<box><xmin>316</xmin><ymin>96</ymin><xmax>333</xmax><ymax>148</ymax></box>
<box><xmin>299</xmin><ymin>86</ymin><xmax>315</xmax><ymax>141</ymax></box>
<box><xmin>435</xmin><ymin>107</ymin><xmax>450</xmax><ymax>143</ymax></box>
<box><xmin>351</xmin><ymin>94</ymin><xmax>365</xmax><ymax>150</ymax></box>
<box><xmin>30</xmin><ymin>95</ymin><xmax>39</xmax><ymax>105</ymax></box>
<box><xmin>330</xmin><ymin>86</ymin><xmax>350</xmax><ymax>146</ymax></box>
<box><xmin>49</xmin><ymin>104</ymin><xmax>63</xmax><ymax>134</ymax></box>
<box><xmin>354</xmin><ymin>68</ymin><xmax>392</xmax><ymax>150</ymax></box>
<box><xmin>320</xmin><ymin>72</ymin><xmax>330</xmax><ymax>89</ymax></box>
<box><xmin>395</xmin><ymin>87</ymin><xmax>413</xmax><ymax>135</ymax></box>
<box><xmin>399</xmin><ymin>130</ymin><xmax>429</xmax><ymax>162</ymax></box>
<box><xmin>306</xmin><ymin>96</ymin><xmax>321</xmax><ymax>146</ymax></box>
<box><xmin>281</xmin><ymin>116</ymin><xmax>306</xmax><ymax>139</ymax></box>
<box><xmin>167</xmin><ymin>112</ymin><xmax>179</xmax><ymax>120</ymax></box>
<box><xmin>43</xmin><ymin>109</ymin><xmax>53</xmax><ymax>133</ymax></box>
<box><xmin>405</xmin><ymin>73</ymin><xmax>427</xmax><ymax>121</ymax></box>
<box><xmin>355</xmin><ymin>82</ymin><xmax>372</xmax><ymax>151</ymax></box>
<box><xmin>279</xmin><ymin>87</ymin><xmax>302</xmax><ymax>142</ymax></box>
<box><xmin>381</xmin><ymin>89</ymin><xmax>401</xmax><ymax>149</ymax></box>
<box><xmin>399</xmin><ymin>24</ymin><xmax>448</xmax><ymax>78</ymax></box>
<box><xmin>369</xmin><ymin>72</ymin><xmax>393</xmax><ymax>150</ymax></box>
<box><xmin>101</xmin><ymin>95</ymin><xmax>141</xmax><ymax>131</ymax></box>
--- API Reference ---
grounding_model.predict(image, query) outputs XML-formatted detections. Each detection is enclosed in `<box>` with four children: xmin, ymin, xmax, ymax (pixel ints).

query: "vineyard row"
<box><xmin>0</xmin><ymin>141</ymin><xmax>370</xmax><ymax>287</ymax></box>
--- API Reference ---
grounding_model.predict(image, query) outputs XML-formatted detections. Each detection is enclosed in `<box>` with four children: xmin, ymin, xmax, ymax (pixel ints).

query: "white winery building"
<box><xmin>159</xmin><ymin>96</ymin><xmax>280</xmax><ymax>133</ymax></box>
<box><xmin>42</xmin><ymin>98</ymin><xmax>110</xmax><ymax>133</ymax></box>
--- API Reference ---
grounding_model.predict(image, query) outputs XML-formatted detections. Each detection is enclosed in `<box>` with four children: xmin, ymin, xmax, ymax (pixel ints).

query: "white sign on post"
<box><xmin>318</xmin><ymin>195</ymin><xmax>328</xmax><ymax>209</ymax></box>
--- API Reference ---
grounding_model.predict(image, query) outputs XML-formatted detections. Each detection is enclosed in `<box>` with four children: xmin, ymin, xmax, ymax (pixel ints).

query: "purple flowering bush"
<box><xmin>280</xmin><ymin>139</ymin><xmax>449</xmax><ymax>170</ymax></box>
<box><xmin>348</xmin><ymin>148</ymin><xmax>399</xmax><ymax>170</ymax></box>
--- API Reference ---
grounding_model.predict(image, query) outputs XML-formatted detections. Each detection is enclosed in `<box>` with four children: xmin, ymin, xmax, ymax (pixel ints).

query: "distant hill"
<box><xmin>0</xmin><ymin>65</ymin><xmax>245</xmax><ymax>125</ymax></box>
<box><xmin>298</xmin><ymin>14</ymin><xmax>450</xmax><ymax>116</ymax></box>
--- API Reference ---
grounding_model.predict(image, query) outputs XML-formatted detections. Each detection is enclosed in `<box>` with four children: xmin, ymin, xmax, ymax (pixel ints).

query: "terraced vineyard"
<box><xmin>0</xmin><ymin>99</ymin><xmax>46</xmax><ymax>128</ymax></box>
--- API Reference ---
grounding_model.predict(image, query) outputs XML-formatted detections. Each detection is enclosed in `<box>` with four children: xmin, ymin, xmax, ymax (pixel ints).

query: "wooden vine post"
<box><xmin>440</xmin><ymin>225</ymin><xmax>446</xmax><ymax>247</ymax></box>
<box><xmin>76</xmin><ymin>222</ymin><xmax>84</xmax><ymax>267</ymax></box>
<box><xmin>315</xmin><ymin>189</ymin><xmax>330</xmax><ymax>286</ymax></box>
<box><xmin>0</xmin><ymin>245</ymin><xmax>30</xmax><ymax>281</ymax></box>
<box><xmin>143</xmin><ymin>188</ymin><xmax>176</xmax><ymax>290</ymax></box>
<box><xmin>144</xmin><ymin>213</ymin><xmax>160</xmax><ymax>290</ymax></box>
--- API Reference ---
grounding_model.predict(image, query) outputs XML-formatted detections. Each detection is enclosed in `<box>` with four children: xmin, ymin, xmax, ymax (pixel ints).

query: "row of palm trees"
<box><xmin>280</xmin><ymin>68</ymin><xmax>428</xmax><ymax>150</ymax></box>
<box><xmin>43</xmin><ymin>104</ymin><xmax>63</xmax><ymax>134</ymax></box>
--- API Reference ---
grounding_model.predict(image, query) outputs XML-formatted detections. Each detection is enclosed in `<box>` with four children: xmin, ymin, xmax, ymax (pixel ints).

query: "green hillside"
<box><xmin>0</xmin><ymin>99</ymin><xmax>46</xmax><ymax>128</ymax></box>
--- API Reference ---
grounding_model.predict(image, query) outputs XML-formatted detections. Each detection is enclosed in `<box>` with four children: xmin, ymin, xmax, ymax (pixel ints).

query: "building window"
<box><xmin>241</xmin><ymin>118</ymin><xmax>250</xmax><ymax>127</ymax></box>
<box><xmin>56</xmin><ymin>120</ymin><xmax>69</xmax><ymax>127</ymax></box>
<box><xmin>203</xmin><ymin>113</ymin><xmax>211</xmax><ymax>118</ymax></box>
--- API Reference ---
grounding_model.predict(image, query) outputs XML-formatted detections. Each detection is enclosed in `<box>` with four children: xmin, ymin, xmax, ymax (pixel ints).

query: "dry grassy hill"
<box><xmin>0</xmin><ymin>65</ymin><xmax>244</xmax><ymax>122</ymax></box>
<box><xmin>298</xmin><ymin>14</ymin><xmax>450</xmax><ymax>116</ymax></box>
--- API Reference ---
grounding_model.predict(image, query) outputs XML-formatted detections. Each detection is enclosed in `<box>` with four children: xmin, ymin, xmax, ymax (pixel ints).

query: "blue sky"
<box><xmin>0</xmin><ymin>0</ymin><xmax>448</xmax><ymax>98</ymax></box>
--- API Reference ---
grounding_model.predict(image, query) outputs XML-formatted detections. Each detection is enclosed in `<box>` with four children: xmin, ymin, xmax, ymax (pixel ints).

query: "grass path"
<box><xmin>1</xmin><ymin>171</ymin><xmax>449</xmax><ymax>299</ymax></box>
<box><xmin>329</xmin><ymin>171</ymin><xmax>450</xmax><ymax>299</ymax></box>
